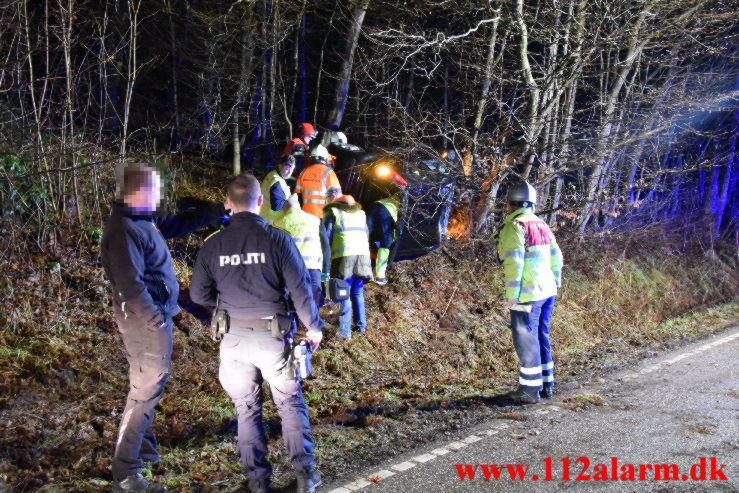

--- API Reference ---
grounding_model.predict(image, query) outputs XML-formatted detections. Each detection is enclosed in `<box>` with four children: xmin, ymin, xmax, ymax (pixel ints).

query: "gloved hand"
<box><xmin>305</xmin><ymin>328</ymin><xmax>323</xmax><ymax>351</ymax></box>
<box><xmin>505</xmin><ymin>298</ymin><xmax>519</xmax><ymax>309</ymax></box>
<box><xmin>321</xmin><ymin>272</ymin><xmax>330</xmax><ymax>282</ymax></box>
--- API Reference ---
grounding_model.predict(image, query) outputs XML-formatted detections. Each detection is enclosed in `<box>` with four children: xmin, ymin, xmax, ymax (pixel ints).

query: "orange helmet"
<box><xmin>298</xmin><ymin>122</ymin><xmax>317</xmax><ymax>138</ymax></box>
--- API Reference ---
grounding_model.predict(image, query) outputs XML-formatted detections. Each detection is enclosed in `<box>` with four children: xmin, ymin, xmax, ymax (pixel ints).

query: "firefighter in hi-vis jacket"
<box><xmin>496</xmin><ymin>180</ymin><xmax>563</xmax><ymax>404</ymax></box>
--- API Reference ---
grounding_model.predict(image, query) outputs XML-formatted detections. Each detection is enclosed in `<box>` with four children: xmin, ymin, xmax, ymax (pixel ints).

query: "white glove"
<box><xmin>305</xmin><ymin>328</ymin><xmax>323</xmax><ymax>351</ymax></box>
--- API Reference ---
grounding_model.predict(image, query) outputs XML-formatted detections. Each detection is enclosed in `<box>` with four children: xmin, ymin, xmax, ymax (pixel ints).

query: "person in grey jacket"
<box><xmin>101</xmin><ymin>163</ymin><xmax>226</xmax><ymax>493</ymax></box>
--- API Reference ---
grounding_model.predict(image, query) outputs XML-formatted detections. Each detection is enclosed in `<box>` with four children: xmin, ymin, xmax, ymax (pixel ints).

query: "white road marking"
<box><xmin>430</xmin><ymin>447</ymin><xmax>451</xmax><ymax>456</ymax></box>
<box><xmin>368</xmin><ymin>470</ymin><xmax>395</xmax><ymax>480</ymax></box>
<box><xmin>391</xmin><ymin>461</ymin><xmax>416</xmax><ymax>472</ymax></box>
<box><xmin>625</xmin><ymin>331</ymin><xmax>739</xmax><ymax>379</ymax></box>
<box><xmin>329</xmin><ymin>488</ymin><xmax>352</xmax><ymax>493</ymax></box>
<box><xmin>462</xmin><ymin>434</ymin><xmax>482</xmax><ymax>444</ymax></box>
<box><xmin>411</xmin><ymin>453</ymin><xmax>437</xmax><ymax>463</ymax></box>
<box><xmin>345</xmin><ymin>478</ymin><xmax>372</xmax><ymax>490</ymax></box>
<box><xmin>447</xmin><ymin>441</ymin><xmax>467</xmax><ymax>450</ymax></box>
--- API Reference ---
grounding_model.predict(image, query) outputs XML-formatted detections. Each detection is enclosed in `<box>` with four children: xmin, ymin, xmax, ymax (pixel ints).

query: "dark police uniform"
<box><xmin>190</xmin><ymin>211</ymin><xmax>323</xmax><ymax>484</ymax></box>
<box><xmin>101</xmin><ymin>200</ymin><xmax>225</xmax><ymax>482</ymax></box>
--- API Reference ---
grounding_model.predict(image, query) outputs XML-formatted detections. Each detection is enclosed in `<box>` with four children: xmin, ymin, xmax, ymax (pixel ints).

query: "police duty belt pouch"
<box><xmin>328</xmin><ymin>278</ymin><xmax>350</xmax><ymax>302</ymax></box>
<box><xmin>270</xmin><ymin>313</ymin><xmax>295</xmax><ymax>339</ymax></box>
<box><xmin>285</xmin><ymin>341</ymin><xmax>313</xmax><ymax>381</ymax></box>
<box><xmin>210</xmin><ymin>308</ymin><xmax>229</xmax><ymax>342</ymax></box>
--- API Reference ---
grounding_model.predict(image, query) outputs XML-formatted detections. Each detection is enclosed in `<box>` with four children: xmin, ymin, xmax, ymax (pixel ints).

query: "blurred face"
<box><xmin>303</xmin><ymin>134</ymin><xmax>314</xmax><ymax>145</ymax></box>
<box><xmin>326</xmin><ymin>189</ymin><xmax>341</xmax><ymax>203</ymax></box>
<box><xmin>279</xmin><ymin>161</ymin><xmax>295</xmax><ymax>179</ymax></box>
<box><xmin>124</xmin><ymin>169</ymin><xmax>162</xmax><ymax>214</ymax></box>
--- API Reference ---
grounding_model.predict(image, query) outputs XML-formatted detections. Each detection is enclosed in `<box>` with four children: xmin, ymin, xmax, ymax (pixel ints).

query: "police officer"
<box><xmin>273</xmin><ymin>193</ymin><xmax>331</xmax><ymax>308</ymax></box>
<box><xmin>101</xmin><ymin>163</ymin><xmax>227</xmax><ymax>492</ymax></box>
<box><xmin>190</xmin><ymin>174</ymin><xmax>323</xmax><ymax>493</ymax></box>
<box><xmin>323</xmin><ymin>194</ymin><xmax>373</xmax><ymax>340</ymax></box>
<box><xmin>497</xmin><ymin>181</ymin><xmax>563</xmax><ymax>404</ymax></box>
<box><xmin>366</xmin><ymin>194</ymin><xmax>400</xmax><ymax>285</ymax></box>
<box><xmin>259</xmin><ymin>155</ymin><xmax>295</xmax><ymax>224</ymax></box>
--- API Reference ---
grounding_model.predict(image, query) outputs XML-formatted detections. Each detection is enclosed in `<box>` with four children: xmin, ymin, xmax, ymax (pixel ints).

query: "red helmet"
<box><xmin>298</xmin><ymin>122</ymin><xmax>316</xmax><ymax>138</ymax></box>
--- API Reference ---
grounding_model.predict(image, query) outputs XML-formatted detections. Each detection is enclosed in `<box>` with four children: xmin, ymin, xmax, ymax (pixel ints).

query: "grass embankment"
<box><xmin>0</xmin><ymin>165</ymin><xmax>737</xmax><ymax>491</ymax></box>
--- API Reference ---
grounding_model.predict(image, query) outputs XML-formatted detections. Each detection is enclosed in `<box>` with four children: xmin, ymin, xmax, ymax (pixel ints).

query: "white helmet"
<box><xmin>310</xmin><ymin>144</ymin><xmax>330</xmax><ymax>163</ymax></box>
<box><xmin>507</xmin><ymin>180</ymin><xmax>537</xmax><ymax>204</ymax></box>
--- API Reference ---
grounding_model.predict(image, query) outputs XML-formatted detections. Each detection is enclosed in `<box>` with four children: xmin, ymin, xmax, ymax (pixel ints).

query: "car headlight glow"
<box><xmin>375</xmin><ymin>164</ymin><xmax>392</xmax><ymax>178</ymax></box>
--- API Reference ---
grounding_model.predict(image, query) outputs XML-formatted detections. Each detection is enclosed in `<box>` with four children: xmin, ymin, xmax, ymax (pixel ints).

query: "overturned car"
<box><xmin>324</xmin><ymin>134</ymin><xmax>457</xmax><ymax>261</ymax></box>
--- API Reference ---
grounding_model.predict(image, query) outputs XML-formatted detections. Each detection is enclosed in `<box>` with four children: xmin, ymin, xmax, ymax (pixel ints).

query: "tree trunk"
<box><xmin>326</xmin><ymin>0</ymin><xmax>370</xmax><ymax>130</ymax></box>
<box><xmin>578</xmin><ymin>2</ymin><xmax>653</xmax><ymax>231</ymax></box>
<box><xmin>165</xmin><ymin>0</ymin><xmax>181</xmax><ymax>151</ymax></box>
<box><xmin>233</xmin><ymin>3</ymin><xmax>255</xmax><ymax>175</ymax></box>
<box><xmin>713</xmin><ymin>111</ymin><xmax>738</xmax><ymax>234</ymax></box>
<box><xmin>466</xmin><ymin>8</ymin><xmax>500</xmax><ymax>172</ymax></box>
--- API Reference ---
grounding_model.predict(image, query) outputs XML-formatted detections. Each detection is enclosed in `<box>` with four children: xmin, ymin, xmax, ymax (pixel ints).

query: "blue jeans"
<box><xmin>509</xmin><ymin>296</ymin><xmax>556</xmax><ymax>390</ymax></box>
<box><xmin>338</xmin><ymin>277</ymin><xmax>366</xmax><ymax>338</ymax></box>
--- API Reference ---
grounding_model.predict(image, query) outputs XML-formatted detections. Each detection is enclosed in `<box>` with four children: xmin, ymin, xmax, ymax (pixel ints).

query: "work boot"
<box><xmin>247</xmin><ymin>477</ymin><xmax>270</xmax><ymax>493</ymax></box>
<box><xmin>111</xmin><ymin>473</ymin><xmax>167</xmax><ymax>493</ymax></box>
<box><xmin>504</xmin><ymin>387</ymin><xmax>541</xmax><ymax>404</ymax></box>
<box><xmin>375</xmin><ymin>277</ymin><xmax>388</xmax><ymax>286</ymax></box>
<box><xmin>335</xmin><ymin>333</ymin><xmax>351</xmax><ymax>342</ymax></box>
<box><xmin>296</xmin><ymin>469</ymin><xmax>322</xmax><ymax>493</ymax></box>
<box><xmin>540</xmin><ymin>383</ymin><xmax>554</xmax><ymax>399</ymax></box>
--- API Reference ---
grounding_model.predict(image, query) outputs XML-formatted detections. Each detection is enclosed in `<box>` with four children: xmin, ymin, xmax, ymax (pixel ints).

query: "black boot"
<box><xmin>111</xmin><ymin>473</ymin><xmax>166</xmax><ymax>493</ymax></box>
<box><xmin>540</xmin><ymin>383</ymin><xmax>554</xmax><ymax>399</ymax></box>
<box><xmin>504</xmin><ymin>386</ymin><xmax>541</xmax><ymax>404</ymax></box>
<box><xmin>247</xmin><ymin>477</ymin><xmax>270</xmax><ymax>493</ymax></box>
<box><xmin>296</xmin><ymin>469</ymin><xmax>322</xmax><ymax>493</ymax></box>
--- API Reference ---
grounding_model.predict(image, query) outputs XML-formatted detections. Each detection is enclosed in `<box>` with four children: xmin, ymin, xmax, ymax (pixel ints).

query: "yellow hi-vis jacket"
<box><xmin>273</xmin><ymin>208</ymin><xmax>323</xmax><ymax>271</ymax></box>
<box><xmin>259</xmin><ymin>170</ymin><xmax>290</xmax><ymax>223</ymax></box>
<box><xmin>324</xmin><ymin>205</ymin><xmax>370</xmax><ymax>260</ymax></box>
<box><xmin>497</xmin><ymin>207</ymin><xmax>563</xmax><ymax>302</ymax></box>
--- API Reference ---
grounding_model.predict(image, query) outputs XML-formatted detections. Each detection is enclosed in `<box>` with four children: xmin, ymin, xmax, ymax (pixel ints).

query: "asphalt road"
<box><xmin>325</xmin><ymin>327</ymin><xmax>739</xmax><ymax>493</ymax></box>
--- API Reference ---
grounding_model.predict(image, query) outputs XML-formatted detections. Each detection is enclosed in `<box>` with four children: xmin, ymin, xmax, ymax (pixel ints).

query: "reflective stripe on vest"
<box><xmin>376</xmin><ymin>198</ymin><xmax>399</xmax><ymax>223</ymax></box>
<box><xmin>259</xmin><ymin>170</ymin><xmax>290</xmax><ymax>223</ymax></box>
<box><xmin>298</xmin><ymin>164</ymin><xmax>335</xmax><ymax>217</ymax></box>
<box><xmin>329</xmin><ymin>207</ymin><xmax>370</xmax><ymax>260</ymax></box>
<box><xmin>273</xmin><ymin>209</ymin><xmax>323</xmax><ymax>270</ymax></box>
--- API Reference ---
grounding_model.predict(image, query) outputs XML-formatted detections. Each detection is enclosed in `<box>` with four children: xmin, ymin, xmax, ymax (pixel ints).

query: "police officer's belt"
<box><xmin>229</xmin><ymin>317</ymin><xmax>272</xmax><ymax>330</ymax></box>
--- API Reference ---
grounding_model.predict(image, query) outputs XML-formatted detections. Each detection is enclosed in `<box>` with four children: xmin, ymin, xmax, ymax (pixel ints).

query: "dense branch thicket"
<box><xmin>0</xmin><ymin>0</ymin><xmax>737</xmax><ymax>245</ymax></box>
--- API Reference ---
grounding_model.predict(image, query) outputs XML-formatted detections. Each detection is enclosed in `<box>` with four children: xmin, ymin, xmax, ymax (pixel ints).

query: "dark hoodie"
<box><xmin>101</xmin><ymin>201</ymin><xmax>225</xmax><ymax>329</ymax></box>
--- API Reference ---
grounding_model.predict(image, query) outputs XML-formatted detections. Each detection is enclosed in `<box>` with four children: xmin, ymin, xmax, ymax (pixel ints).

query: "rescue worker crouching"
<box><xmin>259</xmin><ymin>155</ymin><xmax>295</xmax><ymax>224</ymax></box>
<box><xmin>273</xmin><ymin>193</ymin><xmax>332</xmax><ymax>309</ymax></box>
<box><xmin>295</xmin><ymin>144</ymin><xmax>341</xmax><ymax>218</ymax></box>
<box><xmin>367</xmin><ymin>194</ymin><xmax>400</xmax><ymax>285</ymax></box>
<box><xmin>322</xmin><ymin>194</ymin><xmax>373</xmax><ymax>340</ymax></box>
<box><xmin>101</xmin><ymin>163</ymin><xmax>227</xmax><ymax>493</ymax></box>
<box><xmin>190</xmin><ymin>174</ymin><xmax>323</xmax><ymax>493</ymax></box>
<box><xmin>497</xmin><ymin>180</ymin><xmax>563</xmax><ymax>404</ymax></box>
